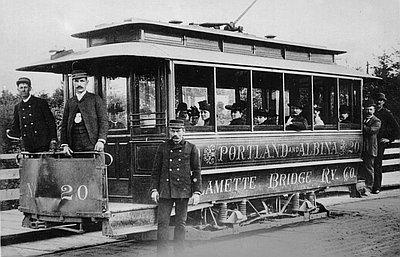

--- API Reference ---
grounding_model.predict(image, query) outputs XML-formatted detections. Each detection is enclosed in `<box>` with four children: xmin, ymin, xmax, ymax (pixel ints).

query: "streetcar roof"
<box><xmin>71</xmin><ymin>18</ymin><xmax>346</xmax><ymax>55</ymax></box>
<box><xmin>17</xmin><ymin>41</ymin><xmax>377</xmax><ymax>79</ymax></box>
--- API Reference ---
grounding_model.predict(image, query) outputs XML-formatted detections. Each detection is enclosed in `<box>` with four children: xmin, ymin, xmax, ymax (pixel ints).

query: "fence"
<box><xmin>1</xmin><ymin>141</ymin><xmax>399</xmax><ymax>211</ymax></box>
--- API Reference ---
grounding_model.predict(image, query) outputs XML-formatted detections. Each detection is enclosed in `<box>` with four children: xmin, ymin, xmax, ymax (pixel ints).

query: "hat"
<box><xmin>254</xmin><ymin>108</ymin><xmax>269</xmax><ymax>117</ymax></box>
<box><xmin>16</xmin><ymin>77</ymin><xmax>31</xmax><ymax>86</ymax></box>
<box><xmin>198</xmin><ymin>100</ymin><xmax>211</xmax><ymax>111</ymax></box>
<box><xmin>375</xmin><ymin>92</ymin><xmax>387</xmax><ymax>101</ymax></box>
<box><xmin>225</xmin><ymin>100</ymin><xmax>246</xmax><ymax>111</ymax></box>
<box><xmin>339</xmin><ymin>105</ymin><xmax>350</xmax><ymax>114</ymax></box>
<box><xmin>189</xmin><ymin>106</ymin><xmax>200</xmax><ymax>117</ymax></box>
<box><xmin>363</xmin><ymin>99</ymin><xmax>376</xmax><ymax>108</ymax></box>
<box><xmin>108</xmin><ymin>103</ymin><xmax>124</xmax><ymax>114</ymax></box>
<box><xmin>71</xmin><ymin>69</ymin><xmax>88</xmax><ymax>79</ymax></box>
<box><xmin>288</xmin><ymin>101</ymin><xmax>305</xmax><ymax>109</ymax></box>
<box><xmin>176</xmin><ymin>102</ymin><xmax>189</xmax><ymax>112</ymax></box>
<box><xmin>169</xmin><ymin>119</ymin><xmax>185</xmax><ymax>128</ymax></box>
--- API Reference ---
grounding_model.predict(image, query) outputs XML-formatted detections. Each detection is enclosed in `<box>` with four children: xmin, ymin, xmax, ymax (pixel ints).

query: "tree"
<box><xmin>364</xmin><ymin>50</ymin><xmax>400</xmax><ymax>124</ymax></box>
<box><xmin>0</xmin><ymin>88</ymin><xmax>65</xmax><ymax>153</ymax></box>
<box><xmin>0</xmin><ymin>90</ymin><xmax>19</xmax><ymax>153</ymax></box>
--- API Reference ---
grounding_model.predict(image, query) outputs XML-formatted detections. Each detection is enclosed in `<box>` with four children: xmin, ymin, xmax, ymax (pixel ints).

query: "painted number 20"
<box><xmin>61</xmin><ymin>185</ymin><xmax>88</xmax><ymax>200</ymax></box>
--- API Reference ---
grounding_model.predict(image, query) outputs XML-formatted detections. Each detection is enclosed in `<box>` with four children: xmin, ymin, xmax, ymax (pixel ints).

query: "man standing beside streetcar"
<box><xmin>372</xmin><ymin>93</ymin><xmax>400</xmax><ymax>194</ymax></box>
<box><xmin>361</xmin><ymin>99</ymin><xmax>381</xmax><ymax>196</ymax></box>
<box><xmin>150</xmin><ymin>119</ymin><xmax>202</xmax><ymax>256</ymax></box>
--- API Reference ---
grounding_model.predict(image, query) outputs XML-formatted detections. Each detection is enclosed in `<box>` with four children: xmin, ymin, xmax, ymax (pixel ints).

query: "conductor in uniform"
<box><xmin>61</xmin><ymin>70</ymin><xmax>108</xmax><ymax>155</ymax></box>
<box><xmin>151</xmin><ymin>119</ymin><xmax>202</xmax><ymax>256</ymax></box>
<box><xmin>7</xmin><ymin>77</ymin><xmax>57</xmax><ymax>152</ymax></box>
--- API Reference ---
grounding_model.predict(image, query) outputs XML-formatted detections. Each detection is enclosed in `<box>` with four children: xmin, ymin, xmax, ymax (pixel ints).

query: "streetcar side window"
<box><xmin>175</xmin><ymin>65</ymin><xmax>214</xmax><ymax>132</ymax></box>
<box><xmin>284</xmin><ymin>74</ymin><xmax>311</xmax><ymax>130</ymax></box>
<box><xmin>313</xmin><ymin>77</ymin><xmax>337</xmax><ymax>130</ymax></box>
<box><xmin>339</xmin><ymin>79</ymin><xmax>361</xmax><ymax>130</ymax></box>
<box><xmin>253</xmin><ymin>71</ymin><xmax>283</xmax><ymax>130</ymax></box>
<box><xmin>216</xmin><ymin>68</ymin><xmax>250</xmax><ymax>131</ymax></box>
<box><xmin>105</xmin><ymin>77</ymin><xmax>128</xmax><ymax>131</ymax></box>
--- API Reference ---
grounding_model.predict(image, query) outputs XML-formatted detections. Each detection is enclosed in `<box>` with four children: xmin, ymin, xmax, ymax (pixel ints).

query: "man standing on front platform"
<box><xmin>61</xmin><ymin>70</ymin><xmax>108</xmax><ymax>155</ymax></box>
<box><xmin>151</xmin><ymin>119</ymin><xmax>202</xmax><ymax>256</ymax></box>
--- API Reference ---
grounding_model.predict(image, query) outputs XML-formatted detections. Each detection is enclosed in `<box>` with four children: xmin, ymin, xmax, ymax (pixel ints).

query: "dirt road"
<box><xmin>42</xmin><ymin>189</ymin><xmax>400</xmax><ymax>257</ymax></box>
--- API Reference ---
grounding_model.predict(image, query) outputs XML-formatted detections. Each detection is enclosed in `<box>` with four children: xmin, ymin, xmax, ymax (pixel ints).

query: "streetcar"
<box><xmin>16</xmin><ymin>17</ymin><xmax>377</xmax><ymax>237</ymax></box>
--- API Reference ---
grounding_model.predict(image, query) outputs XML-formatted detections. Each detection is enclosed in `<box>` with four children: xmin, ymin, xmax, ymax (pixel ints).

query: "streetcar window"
<box><xmin>339</xmin><ymin>79</ymin><xmax>361</xmax><ymax>129</ymax></box>
<box><xmin>284</xmin><ymin>74</ymin><xmax>311</xmax><ymax>130</ymax></box>
<box><xmin>138</xmin><ymin>74</ymin><xmax>157</xmax><ymax>128</ymax></box>
<box><xmin>253</xmin><ymin>71</ymin><xmax>283</xmax><ymax>130</ymax></box>
<box><xmin>313</xmin><ymin>77</ymin><xmax>337</xmax><ymax>130</ymax></box>
<box><xmin>175</xmin><ymin>65</ymin><xmax>214</xmax><ymax>132</ymax></box>
<box><xmin>105</xmin><ymin>77</ymin><xmax>128</xmax><ymax>131</ymax></box>
<box><xmin>216</xmin><ymin>68</ymin><xmax>250</xmax><ymax>131</ymax></box>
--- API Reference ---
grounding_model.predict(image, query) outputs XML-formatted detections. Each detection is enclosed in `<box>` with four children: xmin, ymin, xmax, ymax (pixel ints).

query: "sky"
<box><xmin>0</xmin><ymin>0</ymin><xmax>399</xmax><ymax>95</ymax></box>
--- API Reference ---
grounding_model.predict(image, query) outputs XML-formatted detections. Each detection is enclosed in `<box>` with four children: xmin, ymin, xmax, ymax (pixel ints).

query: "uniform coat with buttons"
<box><xmin>151</xmin><ymin>139</ymin><xmax>202</xmax><ymax>199</ymax></box>
<box><xmin>61</xmin><ymin>92</ymin><xmax>108</xmax><ymax>147</ymax></box>
<box><xmin>9</xmin><ymin>96</ymin><xmax>57</xmax><ymax>152</ymax></box>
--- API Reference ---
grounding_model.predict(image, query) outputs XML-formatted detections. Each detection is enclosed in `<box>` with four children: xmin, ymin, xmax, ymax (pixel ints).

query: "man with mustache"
<box><xmin>372</xmin><ymin>93</ymin><xmax>400</xmax><ymax>194</ymax></box>
<box><xmin>61</xmin><ymin>70</ymin><xmax>108</xmax><ymax>155</ymax></box>
<box><xmin>360</xmin><ymin>99</ymin><xmax>381</xmax><ymax>196</ymax></box>
<box><xmin>150</xmin><ymin>119</ymin><xmax>202</xmax><ymax>256</ymax></box>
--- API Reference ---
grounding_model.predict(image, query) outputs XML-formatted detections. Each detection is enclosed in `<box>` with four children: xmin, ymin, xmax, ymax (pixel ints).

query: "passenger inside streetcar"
<box><xmin>339</xmin><ymin>105</ymin><xmax>351</xmax><ymax>123</ymax></box>
<box><xmin>176</xmin><ymin>102</ymin><xmax>191</xmax><ymax>127</ymax></box>
<box><xmin>189</xmin><ymin>106</ymin><xmax>200</xmax><ymax>126</ymax></box>
<box><xmin>225</xmin><ymin>101</ymin><xmax>246</xmax><ymax>125</ymax></box>
<box><xmin>313</xmin><ymin>105</ymin><xmax>325</xmax><ymax>126</ymax></box>
<box><xmin>254</xmin><ymin>108</ymin><xmax>278</xmax><ymax>126</ymax></box>
<box><xmin>107</xmin><ymin>102</ymin><xmax>125</xmax><ymax>129</ymax></box>
<box><xmin>198</xmin><ymin>100</ymin><xmax>212</xmax><ymax>126</ymax></box>
<box><xmin>285</xmin><ymin>101</ymin><xmax>308</xmax><ymax>130</ymax></box>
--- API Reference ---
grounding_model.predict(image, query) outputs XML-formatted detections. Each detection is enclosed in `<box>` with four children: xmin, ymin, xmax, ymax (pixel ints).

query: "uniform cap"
<box><xmin>169</xmin><ymin>119</ymin><xmax>185</xmax><ymax>128</ymax></box>
<box><xmin>16</xmin><ymin>77</ymin><xmax>31</xmax><ymax>86</ymax></box>
<box><xmin>71</xmin><ymin>69</ymin><xmax>88</xmax><ymax>79</ymax></box>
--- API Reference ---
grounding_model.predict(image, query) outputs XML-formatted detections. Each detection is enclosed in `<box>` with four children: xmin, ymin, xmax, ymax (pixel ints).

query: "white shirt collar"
<box><xmin>76</xmin><ymin>90</ymin><xmax>87</xmax><ymax>101</ymax></box>
<box><xmin>22</xmin><ymin>94</ymin><xmax>32</xmax><ymax>103</ymax></box>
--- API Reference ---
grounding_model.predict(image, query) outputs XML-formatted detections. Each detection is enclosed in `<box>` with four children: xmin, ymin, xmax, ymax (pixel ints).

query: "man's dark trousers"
<box><xmin>157</xmin><ymin>198</ymin><xmax>188</xmax><ymax>256</ymax></box>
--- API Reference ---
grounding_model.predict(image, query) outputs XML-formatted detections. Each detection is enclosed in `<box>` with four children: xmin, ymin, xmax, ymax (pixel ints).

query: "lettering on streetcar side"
<box><xmin>202</xmin><ymin>165</ymin><xmax>358</xmax><ymax>196</ymax></box>
<box><xmin>203</xmin><ymin>139</ymin><xmax>360</xmax><ymax>166</ymax></box>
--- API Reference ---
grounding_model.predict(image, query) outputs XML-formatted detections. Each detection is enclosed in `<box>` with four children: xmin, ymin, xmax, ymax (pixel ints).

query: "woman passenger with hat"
<box><xmin>285</xmin><ymin>101</ymin><xmax>308</xmax><ymax>130</ymax></box>
<box><xmin>176</xmin><ymin>102</ymin><xmax>191</xmax><ymax>127</ymax></box>
<box><xmin>198</xmin><ymin>100</ymin><xmax>211</xmax><ymax>126</ymax></box>
<box><xmin>225</xmin><ymin>100</ymin><xmax>246</xmax><ymax>125</ymax></box>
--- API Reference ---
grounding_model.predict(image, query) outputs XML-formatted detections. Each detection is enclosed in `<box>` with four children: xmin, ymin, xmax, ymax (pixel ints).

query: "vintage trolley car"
<box><xmin>17</xmin><ymin>18</ymin><xmax>376</xmax><ymax>236</ymax></box>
